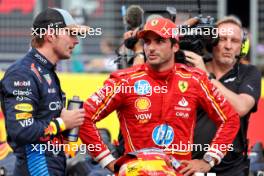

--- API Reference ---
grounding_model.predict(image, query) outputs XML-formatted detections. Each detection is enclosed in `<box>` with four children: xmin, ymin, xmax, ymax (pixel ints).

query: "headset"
<box><xmin>239</xmin><ymin>30</ymin><xmax>250</xmax><ymax>58</ymax></box>
<box><xmin>235</xmin><ymin>30</ymin><xmax>250</xmax><ymax>85</ymax></box>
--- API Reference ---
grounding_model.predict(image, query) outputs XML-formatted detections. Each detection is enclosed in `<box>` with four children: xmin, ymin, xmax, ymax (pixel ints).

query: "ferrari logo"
<box><xmin>178</xmin><ymin>81</ymin><xmax>188</xmax><ymax>93</ymax></box>
<box><xmin>151</xmin><ymin>19</ymin><xmax>159</xmax><ymax>26</ymax></box>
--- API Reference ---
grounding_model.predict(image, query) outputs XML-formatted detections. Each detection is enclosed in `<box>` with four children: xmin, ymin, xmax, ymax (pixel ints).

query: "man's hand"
<box><xmin>106</xmin><ymin>160</ymin><xmax>117</xmax><ymax>172</ymax></box>
<box><xmin>179</xmin><ymin>159</ymin><xmax>211</xmax><ymax>176</ymax></box>
<box><xmin>60</xmin><ymin>108</ymin><xmax>85</xmax><ymax>129</ymax></box>
<box><xmin>183</xmin><ymin>50</ymin><xmax>208</xmax><ymax>73</ymax></box>
<box><xmin>123</xmin><ymin>28</ymin><xmax>143</xmax><ymax>53</ymax></box>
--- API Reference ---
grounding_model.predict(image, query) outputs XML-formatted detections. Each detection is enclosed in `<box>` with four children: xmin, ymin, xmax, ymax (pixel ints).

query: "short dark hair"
<box><xmin>31</xmin><ymin>35</ymin><xmax>45</xmax><ymax>48</ymax></box>
<box><xmin>170</xmin><ymin>38</ymin><xmax>177</xmax><ymax>47</ymax></box>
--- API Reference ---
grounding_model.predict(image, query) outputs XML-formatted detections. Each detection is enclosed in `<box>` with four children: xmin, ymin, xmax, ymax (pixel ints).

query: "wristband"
<box><xmin>56</xmin><ymin>118</ymin><xmax>66</xmax><ymax>131</ymax></box>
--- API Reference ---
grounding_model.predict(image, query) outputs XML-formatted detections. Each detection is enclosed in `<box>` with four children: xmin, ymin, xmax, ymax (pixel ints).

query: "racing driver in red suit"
<box><xmin>80</xmin><ymin>17</ymin><xmax>240</xmax><ymax>175</ymax></box>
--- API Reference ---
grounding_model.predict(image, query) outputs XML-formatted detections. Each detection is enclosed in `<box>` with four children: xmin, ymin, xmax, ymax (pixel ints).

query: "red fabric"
<box><xmin>0</xmin><ymin>0</ymin><xmax>35</xmax><ymax>14</ymax></box>
<box><xmin>80</xmin><ymin>63</ymin><xmax>240</xmax><ymax>164</ymax></box>
<box><xmin>137</xmin><ymin>17</ymin><xmax>178</xmax><ymax>39</ymax></box>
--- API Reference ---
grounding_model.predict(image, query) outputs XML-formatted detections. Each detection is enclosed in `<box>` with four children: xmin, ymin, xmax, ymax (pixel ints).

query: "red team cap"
<box><xmin>137</xmin><ymin>17</ymin><xmax>178</xmax><ymax>40</ymax></box>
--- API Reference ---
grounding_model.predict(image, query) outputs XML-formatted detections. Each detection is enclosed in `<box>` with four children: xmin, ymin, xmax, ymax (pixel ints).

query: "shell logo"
<box><xmin>135</xmin><ymin>97</ymin><xmax>151</xmax><ymax>112</ymax></box>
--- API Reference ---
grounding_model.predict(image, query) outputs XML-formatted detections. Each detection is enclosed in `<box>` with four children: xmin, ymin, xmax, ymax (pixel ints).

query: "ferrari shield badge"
<box><xmin>178</xmin><ymin>81</ymin><xmax>188</xmax><ymax>93</ymax></box>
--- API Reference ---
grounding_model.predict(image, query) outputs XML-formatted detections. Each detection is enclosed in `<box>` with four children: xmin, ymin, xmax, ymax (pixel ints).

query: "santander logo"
<box><xmin>178</xmin><ymin>97</ymin><xmax>188</xmax><ymax>107</ymax></box>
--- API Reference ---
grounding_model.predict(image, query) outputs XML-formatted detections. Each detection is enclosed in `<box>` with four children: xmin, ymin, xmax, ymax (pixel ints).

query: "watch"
<box><xmin>203</xmin><ymin>154</ymin><xmax>215</xmax><ymax>168</ymax></box>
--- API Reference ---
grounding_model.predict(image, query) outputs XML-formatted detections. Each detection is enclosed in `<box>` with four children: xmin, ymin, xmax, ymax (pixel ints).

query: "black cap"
<box><xmin>32</xmin><ymin>8</ymin><xmax>90</xmax><ymax>36</ymax></box>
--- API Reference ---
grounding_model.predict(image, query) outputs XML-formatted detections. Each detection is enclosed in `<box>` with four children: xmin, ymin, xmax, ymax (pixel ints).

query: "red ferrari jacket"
<box><xmin>80</xmin><ymin>63</ymin><xmax>240</xmax><ymax>168</ymax></box>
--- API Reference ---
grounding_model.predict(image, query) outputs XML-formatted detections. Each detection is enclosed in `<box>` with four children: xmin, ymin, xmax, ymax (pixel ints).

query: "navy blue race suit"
<box><xmin>0</xmin><ymin>48</ymin><xmax>67</xmax><ymax>176</ymax></box>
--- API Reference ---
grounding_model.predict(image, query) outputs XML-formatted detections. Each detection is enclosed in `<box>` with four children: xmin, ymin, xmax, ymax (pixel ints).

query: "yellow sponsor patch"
<box><xmin>14</xmin><ymin>103</ymin><xmax>33</xmax><ymax>112</ymax></box>
<box><xmin>135</xmin><ymin>97</ymin><xmax>151</xmax><ymax>112</ymax></box>
<box><xmin>178</xmin><ymin>80</ymin><xmax>188</xmax><ymax>93</ymax></box>
<box><xmin>16</xmin><ymin>112</ymin><xmax>32</xmax><ymax>120</ymax></box>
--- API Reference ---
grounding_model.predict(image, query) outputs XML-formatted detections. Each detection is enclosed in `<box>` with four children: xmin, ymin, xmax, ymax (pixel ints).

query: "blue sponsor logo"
<box><xmin>152</xmin><ymin>124</ymin><xmax>174</xmax><ymax>146</ymax></box>
<box><xmin>134</xmin><ymin>80</ymin><xmax>151</xmax><ymax>95</ymax></box>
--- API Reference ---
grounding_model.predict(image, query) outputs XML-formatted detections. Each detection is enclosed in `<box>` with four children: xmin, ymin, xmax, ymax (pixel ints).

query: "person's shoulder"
<box><xmin>175</xmin><ymin>63</ymin><xmax>206</xmax><ymax>78</ymax></box>
<box><xmin>239</xmin><ymin>63</ymin><xmax>261</xmax><ymax>76</ymax></box>
<box><xmin>240</xmin><ymin>63</ymin><xmax>259</xmax><ymax>71</ymax></box>
<box><xmin>3</xmin><ymin>54</ymin><xmax>35</xmax><ymax>79</ymax></box>
<box><xmin>110</xmin><ymin>64</ymin><xmax>146</xmax><ymax>79</ymax></box>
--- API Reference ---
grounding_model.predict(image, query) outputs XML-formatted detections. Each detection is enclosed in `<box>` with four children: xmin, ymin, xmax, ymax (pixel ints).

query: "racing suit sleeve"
<box><xmin>80</xmin><ymin>75</ymin><xmax>124</xmax><ymax>168</ymax></box>
<box><xmin>195</xmin><ymin>73</ymin><xmax>240</xmax><ymax>164</ymax></box>
<box><xmin>1</xmin><ymin>70</ymin><xmax>66</xmax><ymax>146</ymax></box>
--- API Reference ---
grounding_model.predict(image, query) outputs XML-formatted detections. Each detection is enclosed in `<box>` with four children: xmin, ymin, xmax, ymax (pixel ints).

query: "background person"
<box><xmin>185</xmin><ymin>16</ymin><xmax>262</xmax><ymax>176</ymax></box>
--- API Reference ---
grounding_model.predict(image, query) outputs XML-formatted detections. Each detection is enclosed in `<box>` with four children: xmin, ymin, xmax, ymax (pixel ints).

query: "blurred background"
<box><xmin>0</xmin><ymin>0</ymin><xmax>263</xmax><ymax>151</ymax></box>
<box><xmin>0</xmin><ymin>0</ymin><xmax>261</xmax><ymax>73</ymax></box>
<box><xmin>0</xmin><ymin>1</ymin><xmax>264</xmax><ymax>175</ymax></box>
<box><xmin>0</xmin><ymin>0</ymin><xmax>263</xmax><ymax>142</ymax></box>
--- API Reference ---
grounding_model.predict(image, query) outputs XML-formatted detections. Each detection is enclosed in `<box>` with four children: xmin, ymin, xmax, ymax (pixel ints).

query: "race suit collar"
<box><xmin>145</xmin><ymin>64</ymin><xmax>175</xmax><ymax>80</ymax></box>
<box><xmin>30</xmin><ymin>48</ymin><xmax>56</xmax><ymax>70</ymax></box>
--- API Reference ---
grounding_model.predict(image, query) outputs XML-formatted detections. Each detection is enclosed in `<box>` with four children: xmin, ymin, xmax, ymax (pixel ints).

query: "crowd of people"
<box><xmin>0</xmin><ymin>5</ymin><xmax>262</xmax><ymax>176</ymax></box>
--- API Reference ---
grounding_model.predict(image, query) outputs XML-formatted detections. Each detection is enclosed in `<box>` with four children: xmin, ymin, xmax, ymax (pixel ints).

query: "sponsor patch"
<box><xmin>90</xmin><ymin>94</ymin><xmax>102</xmax><ymax>105</ymax></box>
<box><xmin>44</xmin><ymin>74</ymin><xmax>52</xmax><ymax>85</ymax></box>
<box><xmin>135</xmin><ymin>113</ymin><xmax>152</xmax><ymax>123</ymax></box>
<box><xmin>14</xmin><ymin>103</ymin><xmax>33</xmax><ymax>112</ymax></box>
<box><xmin>16</xmin><ymin>112</ymin><xmax>32</xmax><ymax>120</ymax></box>
<box><xmin>34</xmin><ymin>53</ymin><xmax>47</xmax><ymax>64</ymax></box>
<box><xmin>16</xmin><ymin>96</ymin><xmax>30</xmax><ymax>101</ymax></box>
<box><xmin>37</xmin><ymin>66</ymin><xmax>42</xmax><ymax>73</ymax></box>
<box><xmin>176</xmin><ymin>112</ymin><xmax>189</xmax><ymax>119</ymax></box>
<box><xmin>12</xmin><ymin>89</ymin><xmax>32</xmax><ymax>96</ymax></box>
<box><xmin>174</xmin><ymin>106</ymin><xmax>191</xmax><ymax>112</ymax></box>
<box><xmin>97</xmin><ymin>88</ymin><xmax>106</xmax><ymax>100</ymax></box>
<box><xmin>135</xmin><ymin>97</ymin><xmax>151</xmax><ymax>112</ymax></box>
<box><xmin>31</xmin><ymin>63</ymin><xmax>42</xmax><ymax>82</ymax></box>
<box><xmin>178</xmin><ymin>97</ymin><xmax>188</xmax><ymax>107</ymax></box>
<box><xmin>134</xmin><ymin>80</ymin><xmax>151</xmax><ymax>95</ymax></box>
<box><xmin>44</xmin><ymin>122</ymin><xmax>57</xmax><ymax>135</ymax></box>
<box><xmin>19</xmin><ymin>118</ymin><xmax>34</xmax><ymax>127</ymax></box>
<box><xmin>49</xmin><ymin>101</ymin><xmax>63</xmax><ymax>111</ymax></box>
<box><xmin>14</xmin><ymin>80</ymin><xmax>30</xmax><ymax>87</ymax></box>
<box><xmin>48</xmin><ymin>88</ymin><xmax>56</xmax><ymax>94</ymax></box>
<box><xmin>152</xmin><ymin>124</ymin><xmax>174</xmax><ymax>146</ymax></box>
<box><xmin>178</xmin><ymin>80</ymin><xmax>188</xmax><ymax>93</ymax></box>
